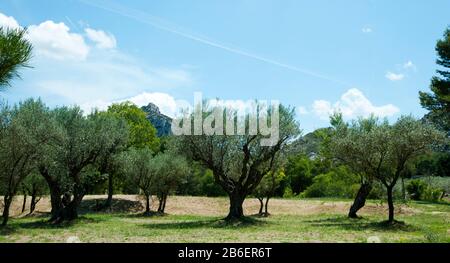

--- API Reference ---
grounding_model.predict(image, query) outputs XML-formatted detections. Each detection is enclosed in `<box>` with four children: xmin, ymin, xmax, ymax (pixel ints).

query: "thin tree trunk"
<box><xmin>157</xmin><ymin>197</ymin><xmax>161</xmax><ymax>213</ymax></box>
<box><xmin>104</xmin><ymin>173</ymin><xmax>114</xmax><ymax>209</ymax></box>
<box><xmin>161</xmin><ymin>194</ymin><xmax>167</xmax><ymax>213</ymax></box>
<box><xmin>348</xmin><ymin>182</ymin><xmax>372</xmax><ymax>218</ymax></box>
<box><xmin>21</xmin><ymin>194</ymin><xmax>27</xmax><ymax>213</ymax></box>
<box><xmin>1</xmin><ymin>195</ymin><xmax>13</xmax><ymax>226</ymax></box>
<box><xmin>145</xmin><ymin>195</ymin><xmax>151</xmax><ymax>214</ymax></box>
<box><xmin>387</xmin><ymin>186</ymin><xmax>395</xmax><ymax>223</ymax></box>
<box><xmin>401</xmin><ymin>177</ymin><xmax>406</xmax><ymax>201</ymax></box>
<box><xmin>30</xmin><ymin>193</ymin><xmax>37</xmax><ymax>214</ymax></box>
<box><xmin>258</xmin><ymin>198</ymin><xmax>263</xmax><ymax>215</ymax></box>
<box><xmin>264</xmin><ymin>197</ymin><xmax>270</xmax><ymax>216</ymax></box>
<box><xmin>226</xmin><ymin>191</ymin><xmax>245</xmax><ymax>220</ymax></box>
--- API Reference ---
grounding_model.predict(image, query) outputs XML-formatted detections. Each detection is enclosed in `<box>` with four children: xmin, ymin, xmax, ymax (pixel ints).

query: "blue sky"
<box><xmin>1</xmin><ymin>0</ymin><xmax>449</xmax><ymax>133</ymax></box>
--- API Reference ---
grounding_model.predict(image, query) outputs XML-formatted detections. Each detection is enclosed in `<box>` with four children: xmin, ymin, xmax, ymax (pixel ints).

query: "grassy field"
<box><xmin>0</xmin><ymin>195</ymin><xmax>449</xmax><ymax>243</ymax></box>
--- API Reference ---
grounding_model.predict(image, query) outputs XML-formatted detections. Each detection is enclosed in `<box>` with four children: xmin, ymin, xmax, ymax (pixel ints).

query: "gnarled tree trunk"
<box><xmin>348</xmin><ymin>182</ymin><xmax>372</xmax><ymax>218</ymax></box>
<box><xmin>226</xmin><ymin>191</ymin><xmax>245</xmax><ymax>220</ymax></box>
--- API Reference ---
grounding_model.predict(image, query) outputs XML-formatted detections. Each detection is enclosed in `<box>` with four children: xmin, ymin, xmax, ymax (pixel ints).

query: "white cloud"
<box><xmin>312</xmin><ymin>88</ymin><xmax>399</xmax><ymax>120</ymax></box>
<box><xmin>362</xmin><ymin>27</ymin><xmax>372</xmax><ymax>33</ymax></box>
<box><xmin>80</xmin><ymin>92</ymin><xmax>184</xmax><ymax>118</ymax></box>
<box><xmin>312</xmin><ymin>100</ymin><xmax>332</xmax><ymax>120</ymax></box>
<box><xmin>0</xmin><ymin>13</ymin><xmax>21</xmax><ymax>29</ymax></box>
<box><xmin>125</xmin><ymin>92</ymin><xmax>179</xmax><ymax>117</ymax></box>
<box><xmin>85</xmin><ymin>28</ymin><xmax>117</xmax><ymax>49</ymax></box>
<box><xmin>27</xmin><ymin>21</ymin><xmax>90</xmax><ymax>61</ymax></box>
<box><xmin>297</xmin><ymin>106</ymin><xmax>309</xmax><ymax>115</ymax></box>
<box><xmin>1</xmin><ymin>12</ymin><xmax>194</xmax><ymax>114</ymax></box>
<box><xmin>403</xmin><ymin>60</ymin><xmax>416</xmax><ymax>71</ymax></box>
<box><xmin>385</xmin><ymin>72</ymin><xmax>404</xmax><ymax>81</ymax></box>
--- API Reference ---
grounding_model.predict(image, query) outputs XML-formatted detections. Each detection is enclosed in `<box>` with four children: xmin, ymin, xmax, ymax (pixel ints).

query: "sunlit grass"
<box><xmin>0</xmin><ymin>198</ymin><xmax>448</xmax><ymax>243</ymax></box>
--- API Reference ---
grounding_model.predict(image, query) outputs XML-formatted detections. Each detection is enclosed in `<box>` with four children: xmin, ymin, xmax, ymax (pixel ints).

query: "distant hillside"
<box><xmin>141</xmin><ymin>103</ymin><xmax>172</xmax><ymax>137</ymax></box>
<box><xmin>289</xmin><ymin>127</ymin><xmax>333</xmax><ymax>158</ymax></box>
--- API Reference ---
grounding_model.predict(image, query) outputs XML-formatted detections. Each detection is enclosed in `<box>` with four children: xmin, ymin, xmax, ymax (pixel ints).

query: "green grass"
<box><xmin>0</xmin><ymin>198</ymin><xmax>449</xmax><ymax>243</ymax></box>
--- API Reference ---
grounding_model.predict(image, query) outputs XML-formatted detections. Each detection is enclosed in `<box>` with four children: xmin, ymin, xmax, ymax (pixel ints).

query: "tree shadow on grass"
<box><xmin>306</xmin><ymin>216</ymin><xmax>419</xmax><ymax>232</ymax></box>
<box><xmin>140</xmin><ymin>216</ymin><xmax>267</xmax><ymax>230</ymax></box>
<box><xmin>11</xmin><ymin>216</ymin><xmax>104</xmax><ymax>231</ymax></box>
<box><xmin>79</xmin><ymin>198</ymin><xmax>144</xmax><ymax>214</ymax></box>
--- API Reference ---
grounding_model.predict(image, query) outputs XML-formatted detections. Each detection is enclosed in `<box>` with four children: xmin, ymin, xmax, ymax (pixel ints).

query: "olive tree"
<box><xmin>253</xmin><ymin>169</ymin><xmax>285</xmax><ymax>216</ymax></box>
<box><xmin>42</xmin><ymin>108</ymin><xmax>128</xmax><ymax>222</ymax></box>
<box><xmin>330</xmin><ymin>114</ymin><xmax>381</xmax><ymax>218</ymax></box>
<box><xmin>177</xmin><ymin>104</ymin><xmax>299</xmax><ymax>220</ymax></box>
<box><xmin>331</xmin><ymin>115</ymin><xmax>445</xmax><ymax>222</ymax></box>
<box><xmin>21</xmin><ymin>172</ymin><xmax>47</xmax><ymax>214</ymax></box>
<box><xmin>0</xmin><ymin>99</ymin><xmax>58</xmax><ymax>226</ymax></box>
<box><xmin>378</xmin><ymin>116</ymin><xmax>444</xmax><ymax>222</ymax></box>
<box><xmin>121</xmin><ymin>147</ymin><xmax>156</xmax><ymax>215</ymax></box>
<box><xmin>152</xmin><ymin>152</ymin><xmax>189</xmax><ymax>214</ymax></box>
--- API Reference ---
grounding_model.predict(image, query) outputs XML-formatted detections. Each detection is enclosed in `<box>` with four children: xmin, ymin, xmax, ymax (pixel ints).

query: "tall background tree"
<box><xmin>0</xmin><ymin>27</ymin><xmax>33</xmax><ymax>89</ymax></box>
<box><xmin>101</xmin><ymin>102</ymin><xmax>160</xmax><ymax>208</ymax></box>
<box><xmin>420</xmin><ymin>27</ymin><xmax>450</xmax><ymax>132</ymax></box>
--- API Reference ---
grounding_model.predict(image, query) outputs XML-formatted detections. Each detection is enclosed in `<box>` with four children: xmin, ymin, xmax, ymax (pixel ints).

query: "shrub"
<box><xmin>406</xmin><ymin>178</ymin><xmax>446</xmax><ymax>202</ymax></box>
<box><xmin>300</xmin><ymin>166</ymin><xmax>359</xmax><ymax>198</ymax></box>
<box><xmin>406</xmin><ymin>180</ymin><xmax>428</xmax><ymax>200</ymax></box>
<box><xmin>282</xmin><ymin>186</ymin><xmax>295</xmax><ymax>198</ymax></box>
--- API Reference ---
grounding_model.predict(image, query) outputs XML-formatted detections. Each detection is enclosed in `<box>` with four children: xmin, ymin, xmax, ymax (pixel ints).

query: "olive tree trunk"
<box><xmin>104</xmin><ymin>173</ymin><xmax>114</xmax><ymax>209</ymax></box>
<box><xmin>387</xmin><ymin>186</ymin><xmax>395</xmax><ymax>223</ymax></box>
<box><xmin>348</xmin><ymin>182</ymin><xmax>372</xmax><ymax>218</ymax></box>
<box><xmin>264</xmin><ymin>197</ymin><xmax>270</xmax><ymax>216</ymax></box>
<box><xmin>145</xmin><ymin>194</ymin><xmax>151</xmax><ymax>214</ymax></box>
<box><xmin>21</xmin><ymin>194</ymin><xmax>27</xmax><ymax>213</ymax></box>
<box><xmin>1</xmin><ymin>195</ymin><xmax>13</xmax><ymax>226</ymax></box>
<box><xmin>226</xmin><ymin>191</ymin><xmax>246</xmax><ymax>220</ymax></box>
<box><xmin>258</xmin><ymin>198</ymin><xmax>264</xmax><ymax>215</ymax></box>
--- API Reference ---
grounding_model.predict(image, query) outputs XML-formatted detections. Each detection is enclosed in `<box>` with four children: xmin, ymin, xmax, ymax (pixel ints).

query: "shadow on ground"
<box><xmin>139</xmin><ymin>216</ymin><xmax>267</xmax><ymax>230</ymax></box>
<box><xmin>306</xmin><ymin>216</ymin><xmax>419</xmax><ymax>232</ymax></box>
<box><xmin>79</xmin><ymin>198</ymin><xmax>144</xmax><ymax>214</ymax></box>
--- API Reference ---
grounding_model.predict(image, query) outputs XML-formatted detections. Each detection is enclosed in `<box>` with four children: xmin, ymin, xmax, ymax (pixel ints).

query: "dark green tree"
<box><xmin>100</xmin><ymin>102</ymin><xmax>159</xmax><ymax>208</ymax></box>
<box><xmin>419</xmin><ymin>27</ymin><xmax>450</xmax><ymax>132</ymax></box>
<box><xmin>0</xmin><ymin>27</ymin><xmax>33</xmax><ymax>89</ymax></box>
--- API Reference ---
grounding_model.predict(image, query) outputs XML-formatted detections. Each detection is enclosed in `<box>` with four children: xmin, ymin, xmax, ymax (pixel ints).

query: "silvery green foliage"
<box><xmin>120</xmin><ymin>147</ymin><xmax>156</xmax><ymax>197</ymax></box>
<box><xmin>151</xmin><ymin>151</ymin><xmax>190</xmax><ymax>198</ymax></box>
<box><xmin>331</xmin><ymin>115</ymin><xmax>446</xmax><ymax>185</ymax></box>
<box><xmin>176</xmin><ymin>104</ymin><xmax>299</xmax><ymax>195</ymax></box>
<box><xmin>52</xmin><ymin>107</ymin><xmax>130</xmax><ymax>196</ymax></box>
<box><xmin>0</xmin><ymin>99</ymin><xmax>59</xmax><ymax>197</ymax></box>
